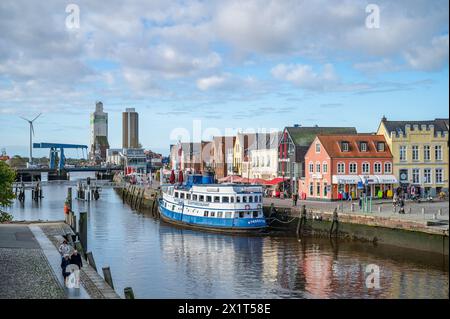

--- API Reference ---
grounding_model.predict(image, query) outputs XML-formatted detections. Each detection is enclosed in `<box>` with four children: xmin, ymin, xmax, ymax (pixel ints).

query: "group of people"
<box><xmin>58</xmin><ymin>239</ymin><xmax>83</xmax><ymax>284</ymax></box>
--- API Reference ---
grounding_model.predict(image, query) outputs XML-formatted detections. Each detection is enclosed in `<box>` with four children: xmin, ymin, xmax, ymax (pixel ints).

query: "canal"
<box><xmin>6</xmin><ymin>175</ymin><xmax>449</xmax><ymax>299</ymax></box>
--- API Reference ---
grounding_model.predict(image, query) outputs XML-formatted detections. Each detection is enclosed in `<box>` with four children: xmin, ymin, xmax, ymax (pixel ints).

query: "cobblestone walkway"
<box><xmin>0</xmin><ymin>225</ymin><xmax>65</xmax><ymax>299</ymax></box>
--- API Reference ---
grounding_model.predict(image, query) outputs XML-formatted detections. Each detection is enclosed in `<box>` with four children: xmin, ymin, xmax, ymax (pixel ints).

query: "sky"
<box><xmin>0</xmin><ymin>0</ymin><xmax>448</xmax><ymax>157</ymax></box>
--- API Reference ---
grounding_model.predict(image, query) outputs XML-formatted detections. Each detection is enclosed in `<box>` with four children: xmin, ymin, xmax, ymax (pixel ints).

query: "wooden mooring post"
<box><xmin>86</xmin><ymin>251</ymin><xmax>97</xmax><ymax>272</ymax></box>
<box><xmin>102</xmin><ymin>266</ymin><xmax>114</xmax><ymax>289</ymax></box>
<box><xmin>124</xmin><ymin>287</ymin><xmax>135</xmax><ymax>299</ymax></box>
<box><xmin>79</xmin><ymin>212</ymin><xmax>88</xmax><ymax>255</ymax></box>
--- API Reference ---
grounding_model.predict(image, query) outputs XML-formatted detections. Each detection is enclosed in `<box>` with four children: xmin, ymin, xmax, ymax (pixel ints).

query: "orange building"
<box><xmin>300</xmin><ymin>134</ymin><xmax>397</xmax><ymax>200</ymax></box>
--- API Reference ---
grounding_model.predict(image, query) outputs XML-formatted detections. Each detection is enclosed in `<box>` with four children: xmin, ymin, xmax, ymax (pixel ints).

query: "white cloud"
<box><xmin>404</xmin><ymin>34</ymin><xmax>449</xmax><ymax>71</ymax></box>
<box><xmin>271</xmin><ymin>63</ymin><xmax>339</xmax><ymax>91</ymax></box>
<box><xmin>197</xmin><ymin>75</ymin><xmax>227</xmax><ymax>90</ymax></box>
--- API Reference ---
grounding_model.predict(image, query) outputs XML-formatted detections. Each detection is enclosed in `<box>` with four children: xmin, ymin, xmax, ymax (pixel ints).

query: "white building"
<box><xmin>250</xmin><ymin>132</ymin><xmax>281</xmax><ymax>179</ymax></box>
<box><xmin>90</xmin><ymin>101</ymin><xmax>109</xmax><ymax>161</ymax></box>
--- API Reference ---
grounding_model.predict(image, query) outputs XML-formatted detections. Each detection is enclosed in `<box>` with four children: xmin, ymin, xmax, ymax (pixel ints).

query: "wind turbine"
<box><xmin>20</xmin><ymin>113</ymin><xmax>42</xmax><ymax>166</ymax></box>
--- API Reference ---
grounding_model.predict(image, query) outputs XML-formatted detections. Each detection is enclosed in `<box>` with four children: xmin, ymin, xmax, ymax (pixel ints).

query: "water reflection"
<box><xmin>6</xmin><ymin>179</ymin><xmax>449</xmax><ymax>299</ymax></box>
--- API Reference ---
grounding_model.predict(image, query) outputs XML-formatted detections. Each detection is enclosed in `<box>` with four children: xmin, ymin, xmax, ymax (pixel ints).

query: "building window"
<box><xmin>362</xmin><ymin>162</ymin><xmax>370</xmax><ymax>174</ymax></box>
<box><xmin>324</xmin><ymin>182</ymin><xmax>328</xmax><ymax>197</ymax></box>
<box><xmin>412</xmin><ymin>169</ymin><xmax>420</xmax><ymax>184</ymax></box>
<box><xmin>349</xmin><ymin>162</ymin><xmax>357</xmax><ymax>174</ymax></box>
<box><xmin>360</xmin><ymin>142</ymin><xmax>367</xmax><ymax>152</ymax></box>
<box><xmin>337</xmin><ymin>162</ymin><xmax>345</xmax><ymax>174</ymax></box>
<box><xmin>374</xmin><ymin>162</ymin><xmax>382</xmax><ymax>174</ymax></box>
<box><xmin>423</xmin><ymin>169</ymin><xmax>432</xmax><ymax>184</ymax></box>
<box><xmin>341</xmin><ymin>142</ymin><xmax>349</xmax><ymax>152</ymax></box>
<box><xmin>316</xmin><ymin>143</ymin><xmax>321</xmax><ymax>153</ymax></box>
<box><xmin>435</xmin><ymin>145</ymin><xmax>442</xmax><ymax>161</ymax></box>
<box><xmin>436</xmin><ymin>169</ymin><xmax>443</xmax><ymax>184</ymax></box>
<box><xmin>323</xmin><ymin>162</ymin><xmax>328</xmax><ymax>173</ymax></box>
<box><xmin>384</xmin><ymin>162</ymin><xmax>392</xmax><ymax>174</ymax></box>
<box><xmin>412</xmin><ymin>145</ymin><xmax>419</xmax><ymax>161</ymax></box>
<box><xmin>377</xmin><ymin>142</ymin><xmax>385</xmax><ymax>152</ymax></box>
<box><xmin>399</xmin><ymin>146</ymin><xmax>407</xmax><ymax>161</ymax></box>
<box><xmin>309</xmin><ymin>183</ymin><xmax>314</xmax><ymax>196</ymax></box>
<box><xmin>316</xmin><ymin>162</ymin><xmax>321</xmax><ymax>173</ymax></box>
<box><xmin>316</xmin><ymin>183</ymin><xmax>321</xmax><ymax>197</ymax></box>
<box><xmin>424</xmin><ymin>145</ymin><xmax>430</xmax><ymax>161</ymax></box>
<box><xmin>309</xmin><ymin>162</ymin><xmax>314</xmax><ymax>173</ymax></box>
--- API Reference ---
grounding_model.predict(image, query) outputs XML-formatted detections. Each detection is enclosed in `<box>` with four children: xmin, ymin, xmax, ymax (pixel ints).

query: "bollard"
<box><xmin>421</xmin><ymin>208</ymin><xmax>425</xmax><ymax>215</ymax></box>
<box><xmin>351</xmin><ymin>203</ymin><xmax>355</xmax><ymax>212</ymax></box>
<box><xmin>378</xmin><ymin>206</ymin><xmax>382</xmax><ymax>213</ymax></box>
<box><xmin>79</xmin><ymin>212</ymin><xmax>88</xmax><ymax>254</ymax></box>
<box><xmin>124</xmin><ymin>287</ymin><xmax>135</xmax><ymax>299</ymax></box>
<box><xmin>433</xmin><ymin>213</ymin><xmax>437</xmax><ymax>220</ymax></box>
<box><xmin>102</xmin><ymin>266</ymin><xmax>114</xmax><ymax>289</ymax></box>
<box><xmin>438</xmin><ymin>209</ymin><xmax>442</xmax><ymax>216</ymax></box>
<box><xmin>408</xmin><ymin>207</ymin><xmax>411</xmax><ymax>214</ymax></box>
<box><xmin>86</xmin><ymin>251</ymin><xmax>97</xmax><ymax>272</ymax></box>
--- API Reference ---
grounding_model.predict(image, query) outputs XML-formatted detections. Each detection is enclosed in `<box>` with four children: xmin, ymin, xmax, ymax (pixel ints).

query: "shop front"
<box><xmin>331</xmin><ymin>175</ymin><xmax>398</xmax><ymax>200</ymax></box>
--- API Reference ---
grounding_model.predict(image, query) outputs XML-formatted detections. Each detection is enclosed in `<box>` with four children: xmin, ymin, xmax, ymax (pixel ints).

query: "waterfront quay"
<box><xmin>4</xmin><ymin>180</ymin><xmax>449</xmax><ymax>299</ymax></box>
<box><xmin>118</xmin><ymin>181</ymin><xmax>449</xmax><ymax>255</ymax></box>
<box><xmin>0</xmin><ymin>222</ymin><xmax>119</xmax><ymax>299</ymax></box>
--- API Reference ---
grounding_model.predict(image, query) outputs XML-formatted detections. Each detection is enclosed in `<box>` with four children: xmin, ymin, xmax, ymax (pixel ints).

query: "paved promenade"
<box><xmin>0</xmin><ymin>224</ymin><xmax>66</xmax><ymax>298</ymax></box>
<box><xmin>264</xmin><ymin>197</ymin><xmax>449</xmax><ymax>226</ymax></box>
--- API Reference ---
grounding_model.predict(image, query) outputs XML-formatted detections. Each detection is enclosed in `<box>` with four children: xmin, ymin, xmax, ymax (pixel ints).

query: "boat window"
<box><xmin>253</xmin><ymin>211</ymin><xmax>258</xmax><ymax>218</ymax></box>
<box><xmin>214</xmin><ymin>196</ymin><xmax>220</xmax><ymax>203</ymax></box>
<box><xmin>206</xmin><ymin>196</ymin><xmax>212</xmax><ymax>202</ymax></box>
<box><xmin>180</xmin><ymin>192</ymin><xmax>185</xmax><ymax>199</ymax></box>
<box><xmin>174</xmin><ymin>192</ymin><xmax>179</xmax><ymax>198</ymax></box>
<box><xmin>239</xmin><ymin>212</ymin><xmax>245</xmax><ymax>218</ymax></box>
<box><xmin>192</xmin><ymin>194</ymin><xmax>198</xmax><ymax>201</ymax></box>
<box><xmin>172</xmin><ymin>205</ymin><xmax>175</xmax><ymax>210</ymax></box>
<box><xmin>248</xmin><ymin>196</ymin><xmax>253</xmax><ymax>203</ymax></box>
<box><xmin>186</xmin><ymin>194</ymin><xmax>191</xmax><ymax>200</ymax></box>
<box><xmin>210</xmin><ymin>211</ymin><xmax>215</xmax><ymax>217</ymax></box>
<box><xmin>222</xmin><ymin>196</ymin><xmax>229</xmax><ymax>203</ymax></box>
<box><xmin>236</xmin><ymin>196</ymin><xmax>241</xmax><ymax>203</ymax></box>
<box><xmin>217</xmin><ymin>212</ymin><xmax>223</xmax><ymax>218</ymax></box>
<box><xmin>230</xmin><ymin>197</ymin><xmax>234</xmax><ymax>203</ymax></box>
<box><xmin>225</xmin><ymin>212</ymin><xmax>232</xmax><ymax>218</ymax></box>
<box><xmin>242</xmin><ymin>196</ymin><xmax>247</xmax><ymax>203</ymax></box>
<box><xmin>199</xmin><ymin>195</ymin><xmax>204</xmax><ymax>202</ymax></box>
<box><xmin>204</xmin><ymin>211</ymin><xmax>209</xmax><ymax>217</ymax></box>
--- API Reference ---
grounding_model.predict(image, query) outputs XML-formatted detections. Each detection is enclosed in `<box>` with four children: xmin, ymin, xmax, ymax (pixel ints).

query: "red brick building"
<box><xmin>300</xmin><ymin>134</ymin><xmax>396</xmax><ymax>200</ymax></box>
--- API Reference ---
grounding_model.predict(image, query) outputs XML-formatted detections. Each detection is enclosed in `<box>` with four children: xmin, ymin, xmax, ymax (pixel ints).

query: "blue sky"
<box><xmin>0</xmin><ymin>0</ymin><xmax>448</xmax><ymax>157</ymax></box>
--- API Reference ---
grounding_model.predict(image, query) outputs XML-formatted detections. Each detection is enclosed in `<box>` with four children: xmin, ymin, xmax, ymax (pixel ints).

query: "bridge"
<box><xmin>33</xmin><ymin>142</ymin><xmax>88</xmax><ymax>170</ymax></box>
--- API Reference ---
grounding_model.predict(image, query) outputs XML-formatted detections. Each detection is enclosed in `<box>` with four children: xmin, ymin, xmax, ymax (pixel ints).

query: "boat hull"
<box><xmin>158</xmin><ymin>199</ymin><xmax>267</xmax><ymax>233</ymax></box>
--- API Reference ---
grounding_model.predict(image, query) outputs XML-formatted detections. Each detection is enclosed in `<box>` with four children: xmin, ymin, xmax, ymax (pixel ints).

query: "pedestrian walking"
<box><xmin>399</xmin><ymin>197</ymin><xmax>405</xmax><ymax>214</ymax></box>
<box><xmin>58</xmin><ymin>240</ymin><xmax>71</xmax><ymax>256</ymax></box>
<box><xmin>292</xmin><ymin>193</ymin><xmax>298</xmax><ymax>206</ymax></box>
<box><xmin>70</xmin><ymin>249</ymin><xmax>83</xmax><ymax>269</ymax></box>
<box><xmin>61</xmin><ymin>254</ymin><xmax>71</xmax><ymax>284</ymax></box>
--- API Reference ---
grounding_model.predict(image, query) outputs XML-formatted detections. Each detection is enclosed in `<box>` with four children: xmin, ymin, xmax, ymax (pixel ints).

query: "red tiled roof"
<box><xmin>317</xmin><ymin>134</ymin><xmax>392</xmax><ymax>158</ymax></box>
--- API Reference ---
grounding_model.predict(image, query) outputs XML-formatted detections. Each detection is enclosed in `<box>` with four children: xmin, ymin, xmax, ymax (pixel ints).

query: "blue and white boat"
<box><xmin>158</xmin><ymin>174</ymin><xmax>267</xmax><ymax>232</ymax></box>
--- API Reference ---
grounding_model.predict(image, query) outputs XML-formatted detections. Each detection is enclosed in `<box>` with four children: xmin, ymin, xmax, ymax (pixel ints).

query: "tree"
<box><xmin>0</xmin><ymin>161</ymin><xmax>16</xmax><ymax>208</ymax></box>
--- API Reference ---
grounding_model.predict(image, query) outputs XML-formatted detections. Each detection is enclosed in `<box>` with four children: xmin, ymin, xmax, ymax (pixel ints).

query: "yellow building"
<box><xmin>377</xmin><ymin>117</ymin><xmax>449</xmax><ymax>196</ymax></box>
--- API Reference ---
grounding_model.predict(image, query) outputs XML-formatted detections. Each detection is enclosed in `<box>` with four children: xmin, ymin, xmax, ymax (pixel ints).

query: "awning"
<box><xmin>359</xmin><ymin>175</ymin><xmax>379</xmax><ymax>185</ymax></box>
<box><xmin>332</xmin><ymin>175</ymin><xmax>362</xmax><ymax>184</ymax></box>
<box><xmin>375</xmin><ymin>175</ymin><xmax>398</xmax><ymax>184</ymax></box>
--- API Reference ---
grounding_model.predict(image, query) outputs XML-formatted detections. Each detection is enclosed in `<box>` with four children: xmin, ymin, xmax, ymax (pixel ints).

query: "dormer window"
<box><xmin>359</xmin><ymin>142</ymin><xmax>368</xmax><ymax>152</ymax></box>
<box><xmin>315</xmin><ymin>143</ymin><xmax>321</xmax><ymax>153</ymax></box>
<box><xmin>377</xmin><ymin>142</ymin><xmax>385</xmax><ymax>152</ymax></box>
<box><xmin>341</xmin><ymin>141</ymin><xmax>349</xmax><ymax>152</ymax></box>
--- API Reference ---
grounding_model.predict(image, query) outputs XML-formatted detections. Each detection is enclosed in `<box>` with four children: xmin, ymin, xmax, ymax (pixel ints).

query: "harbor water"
<box><xmin>6</xmin><ymin>174</ymin><xmax>449</xmax><ymax>299</ymax></box>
